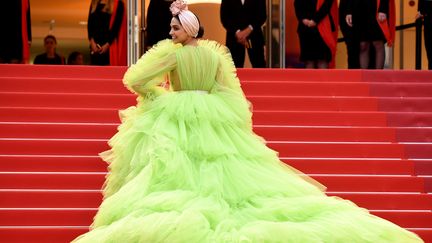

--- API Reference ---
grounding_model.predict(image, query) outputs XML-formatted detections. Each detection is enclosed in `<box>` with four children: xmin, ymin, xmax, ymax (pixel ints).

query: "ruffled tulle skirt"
<box><xmin>73</xmin><ymin>91</ymin><xmax>423</xmax><ymax>242</ymax></box>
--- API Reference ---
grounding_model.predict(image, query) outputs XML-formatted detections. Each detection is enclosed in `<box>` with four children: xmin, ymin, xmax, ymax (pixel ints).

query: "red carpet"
<box><xmin>0</xmin><ymin>64</ymin><xmax>431</xmax><ymax>242</ymax></box>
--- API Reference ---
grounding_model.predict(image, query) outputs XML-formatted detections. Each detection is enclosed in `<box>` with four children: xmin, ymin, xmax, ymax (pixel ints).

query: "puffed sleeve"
<box><xmin>123</xmin><ymin>40</ymin><xmax>181</xmax><ymax>96</ymax></box>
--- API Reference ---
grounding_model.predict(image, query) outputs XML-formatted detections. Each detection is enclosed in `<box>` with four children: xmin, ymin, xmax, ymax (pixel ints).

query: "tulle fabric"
<box><xmin>72</xmin><ymin>40</ymin><xmax>423</xmax><ymax>242</ymax></box>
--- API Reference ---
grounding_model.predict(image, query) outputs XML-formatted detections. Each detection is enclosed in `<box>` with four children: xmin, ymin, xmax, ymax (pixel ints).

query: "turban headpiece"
<box><xmin>170</xmin><ymin>0</ymin><xmax>199</xmax><ymax>38</ymax></box>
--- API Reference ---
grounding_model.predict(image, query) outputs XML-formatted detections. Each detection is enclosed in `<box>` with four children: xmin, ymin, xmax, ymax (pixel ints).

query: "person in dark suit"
<box><xmin>417</xmin><ymin>0</ymin><xmax>432</xmax><ymax>70</ymax></box>
<box><xmin>294</xmin><ymin>0</ymin><xmax>337</xmax><ymax>69</ymax></box>
<box><xmin>87</xmin><ymin>0</ymin><xmax>126</xmax><ymax>66</ymax></box>
<box><xmin>345</xmin><ymin>0</ymin><xmax>395</xmax><ymax>69</ymax></box>
<box><xmin>146</xmin><ymin>0</ymin><xmax>174</xmax><ymax>49</ymax></box>
<box><xmin>220</xmin><ymin>0</ymin><xmax>266</xmax><ymax>68</ymax></box>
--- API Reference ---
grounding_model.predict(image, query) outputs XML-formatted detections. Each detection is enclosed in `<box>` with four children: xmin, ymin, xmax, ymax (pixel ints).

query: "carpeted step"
<box><xmin>371</xmin><ymin>211</ymin><xmax>432</xmax><ymax>228</ymax></box>
<box><xmin>0</xmin><ymin>155</ymin><xmax>106</xmax><ymax>173</ymax></box>
<box><xmin>0</xmin><ymin>226</ymin><xmax>89</xmax><ymax>243</ymax></box>
<box><xmin>0</xmin><ymin>138</ymin><xmax>409</xmax><ymax>158</ymax></box>
<box><xmin>0</xmin><ymin>92</ymin><xmax>135</xmax><ymax>109</ymax></box>
<box><xmin>2</xmin><ymin>65</ymin><xmax>431</xmax><ymax>83</ymax></box>
<box><xmin>0</xmin><ymin>123</ymin><xmax>401</xmax><ymax>142</ymax></box>
<box><xmin>1</xmin><ymin>107</ymin><xmax>393</xmax><ymax>127</ymax></box>
<box><xmin>369</xmin><ymin>83</ymin><xmax>432</xmax><ymax>97</ymax></box>
<box><xmin>0</xmin><ymin>107</ymin><xmax>399</xmax><ymax>126</ymax></box>
<box><xmin>0</xmin><ymin>155</ymin><xmax>419</xmax><ymax>175</ymax></box>
<box><xmin>0</xmin><ymin>226</ymin><xmax>429</xmax><ymax>243</ymax></box>
<box><xmin>0</xmin><ymin>208</ymin><xmax>97</xmax><ymax>226</ymax></box>
<box><xmin>1</xmin><ymin>92</ymin><xmax>383</xmax><ymax>111</ymax></box>
<box><xmin>0</xmin><ymin>172</ymin><xmax>425</xmax><ymax>192</ymax></box>
<box><xmin>237</xmin><ymin>69</ymin><xmax>432</xmax><ymax>83</ymax></box>
<box><xmin>4</xmin><ymin>92</ymin><xmax>432</xmax><ymax>112</ymax></box>
<box><xmin>377</xmin><ymin>97</ymin><xmax>432</xmax><ymax>112</ymax></box>
<box><xmin>2</xmin><ymin>190</ymin><xmax>431</xmax><ymax>210</ymax></box>
<box><xmin>6</xmin><ymin>122</ymin><xmax>430</xmax><ymax>144</ymax></box>
<box><xmin>0</xmin><ymin>77</ymin><xmax>129</xmax><ymax>94</ymax></box>
<box><xmin>4</xmin><ymin>122</ymin><xmax>432</xmax><ymax>142</ymax></box>
<box><xmin>2</xmin><ymin>208</ymin><xmax>430</xmax><ymax>228</ymax></box>
<box><xmin>1</xmin><ymin>77</ymin><xmax>378</xmax><ymax>97</ymax></box>
<box><xmin>1</xmin><ymin>78</ymin><xmax>372</xmax><ymax>97</ymax></box>
<box><xmin>0</xmin><ymin>64</ymin><xmax>126</xmax><ymax>79</ymax></box>
<box><xmin>269</xmin><ymin>142</ymin><xmax>407</xmax><ymax>158</ymax></box>
<box><xmin>0</xmin><ymin>107</ymin><xmax>121</xmax><ymax>123</ymax></box>
<box><xmin>283</xmin><ymin>158</ymin><xmax>416</xmax><ymax>175</ymax></box>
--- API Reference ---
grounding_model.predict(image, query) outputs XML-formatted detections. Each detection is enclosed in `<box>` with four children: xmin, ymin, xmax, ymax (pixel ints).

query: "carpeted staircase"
<box><xmin>0</xmin><ymin>64</ymin><xmax>431</xmax><ymax>242</ymax></box>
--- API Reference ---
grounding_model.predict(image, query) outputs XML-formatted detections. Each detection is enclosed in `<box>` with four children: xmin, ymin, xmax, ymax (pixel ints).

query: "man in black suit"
<box><xmin>220</xmin><ymin>0</ymin><xmax>267</xmax><ymax>68</ymax></box>
<box><xmin>417</xmin><ymin>0</ymin><xmax>432</xmax><ymax>70</ymax></box>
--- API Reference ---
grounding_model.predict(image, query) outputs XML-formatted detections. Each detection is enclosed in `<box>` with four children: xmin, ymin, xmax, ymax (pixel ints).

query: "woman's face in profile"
<box><xmin>169</xmin><ymin>17</ymin><xmax>190</xmax><ymax>45</ymax></box>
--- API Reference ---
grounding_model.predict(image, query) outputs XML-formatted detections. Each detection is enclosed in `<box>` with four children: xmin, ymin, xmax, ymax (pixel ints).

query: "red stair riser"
<box><xmin>371</xmin><ymin>211</ymin><xmax>432</xmax><ymax>228</ymax></box>
<box><xmin>0</xmin><ymin>173</ymin><xmax>424</xmax><ymax>192</ymax></box>
<box><xmin>238</xmin><ymin>81</ymin><xmax>374</xmax><ymax>97</ymax></box>
<box><xmin>0</xmin><ymin>228</ymin><xmax>429</xmax><ymax>243</ymax></box>
<box><xmin>362</xmin><ymin>70</ymin><xmax>432</xmax><ymax>83</ymax></box>
<box><xmin>0</xmin><ymin>77</ymin><xmax>129</xmax><ymax>94</ymax></box>
<box><xmin>2</xmin><ymin>191</ymin><xmax>431</xmax><ymax>210</ymax></box>
<box><xmin>1</xmin><ymin>209</ymin><xmax>430</xmax><ymax>228</ymax></box>
<box><xmin>370</xmin><ymin>82</ymin><xmax>432</xmax><ymax>97</ymax></box>
<box><xmin>0</xmin><ymin>209</ymin><xmax>97</xmax><ymax>226</ymax></box>
<box><xmin>1</xmin><ymin>123</ymin><xmax>401</xmax><ymax>142</ymax></box>
<box><xmin>0</xmin><ymin>64</ymin><xmax>126</xmax><ymax>79</ymax></box>
<box><xmin>0</xmin><ymin>139</ymin><xmax>409</xmax><ymax>158</ymax></box>
<box><xmin>0</xmin><ymin>108</ymin><xmax>391</xmax><ymax>126</ymax></box>
<box><xmin>235</xmin><ymin>69</ymin><xmax>364</xmax><ymax>82</ymax></box>
<box><xmin>4</xmin><ymin>122</ymin><xmax>432</xmax><ymax>142</ymax></box>
<box><xmin>0</xmin><ymin>228</ymin><xmax>90</xmax><ymax>243</ymax></box>
<box><xmin>283</xmin><ymin>159</ymin><xmax>415</xmax><ymax>175</ymax></box>
<box><xmin>268</xmin><ymin>143</ymin><xmax>406</xmax><ymax>158</ymax></box>
<box><xmin>0</xmin><ymin>156</ymin><xmax>106</xmax><ymax>172</ymax></box>
<box><xmin>0</xmin><ymin>93</ymin><xmax>135</xmax><ymax>109</ymax></box>
<box><xmin>0</xmin><ymin>156</ymin><xmax>417</xmax><ymax>175</ymax></box>
<box><xmin>1</xmin><ymin>93</ymin><xmax>381</xmax><ymax>111</ymax></box>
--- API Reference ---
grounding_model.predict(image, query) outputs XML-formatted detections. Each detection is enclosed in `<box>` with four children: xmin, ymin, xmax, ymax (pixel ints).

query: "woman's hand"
<box><xmin>415</xmin><ymin>11</ymin><xmax>424</xmax><ymax>20</ymax></box>
<box><xmin>90</xmin><ymin>40</ymin><xmax>99</xmax><ymax>54</ymax></box>
<box><xmin>308</xmin><ymin>20</ymin><xmax>316</xmax><ymax>27</ymax></box>
<box><xmin>302</xmin><ymin>19</ymin><xmax>316</xmax><ymax>28</ymax></box>
<box><xmin>346</xmin><ymin>14</ymin><xmax>353</xmax><ymax>27</ymax></box>
<box><xmin>378</xmin><ymin>12</ymin><xmax>387</xmax><ymax>22</ymax></box>
<box><xmin>235</xmin><ymin>28</ymin><xmax>251</xmax><ymax>45</ymax></box>
<box><xmin>99</xmin><ymin>43</ymin><xmax>110</xmax><ymax>54</ymax></box>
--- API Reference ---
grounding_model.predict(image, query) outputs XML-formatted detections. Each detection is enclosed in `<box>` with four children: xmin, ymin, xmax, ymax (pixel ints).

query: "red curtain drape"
<box><xmin>316</xmin><ymin>0</ymin><xmax>339</xmax><ymax>68</ymax></box>
<box><xmin>109</xmin><ymin>0</ymin><xmax>127</xmax><ymax>66</ymax></box>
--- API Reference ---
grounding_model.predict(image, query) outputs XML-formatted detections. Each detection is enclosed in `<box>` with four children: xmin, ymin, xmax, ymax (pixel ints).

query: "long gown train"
<box><xmin>72</xmin><ymin>40</ymin><xmax>423</xmax><ymax>242</ymax></box>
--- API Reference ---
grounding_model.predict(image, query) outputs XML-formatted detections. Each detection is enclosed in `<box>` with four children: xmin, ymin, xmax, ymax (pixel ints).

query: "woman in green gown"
<box><xmin>72</xmin><ymin>1</ymin><xmax>423</xmax><ymax>242</ymax></box>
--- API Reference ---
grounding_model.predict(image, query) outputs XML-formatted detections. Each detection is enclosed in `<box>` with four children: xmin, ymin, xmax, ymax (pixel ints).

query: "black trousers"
<box><xmin>345</xmin><ymin>39</ymin><xmax>360</xmax><ymax>69</ymax></box>
<box><xmin>226</xmin><ymin>34</ymin><xmax>266</xmax><ymax>68</ymax></box>
<box><xmin>90</xmin><ymin>51</ymin><xmax>110</xmax><ymax>66</ymax></box>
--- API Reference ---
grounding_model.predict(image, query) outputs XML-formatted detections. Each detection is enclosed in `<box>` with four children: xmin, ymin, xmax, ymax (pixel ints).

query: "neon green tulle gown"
<box><xmin>72</xmin><ymin>40</ymin><xmax>423</xmax><ymax>243</ymax></box>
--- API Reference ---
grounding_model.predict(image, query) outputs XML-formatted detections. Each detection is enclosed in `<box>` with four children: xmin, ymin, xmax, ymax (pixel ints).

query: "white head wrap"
<box><xmin>170</xmin><ymin>0</ymin><xmax>200</xmax><ymax>38</ymax></box>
